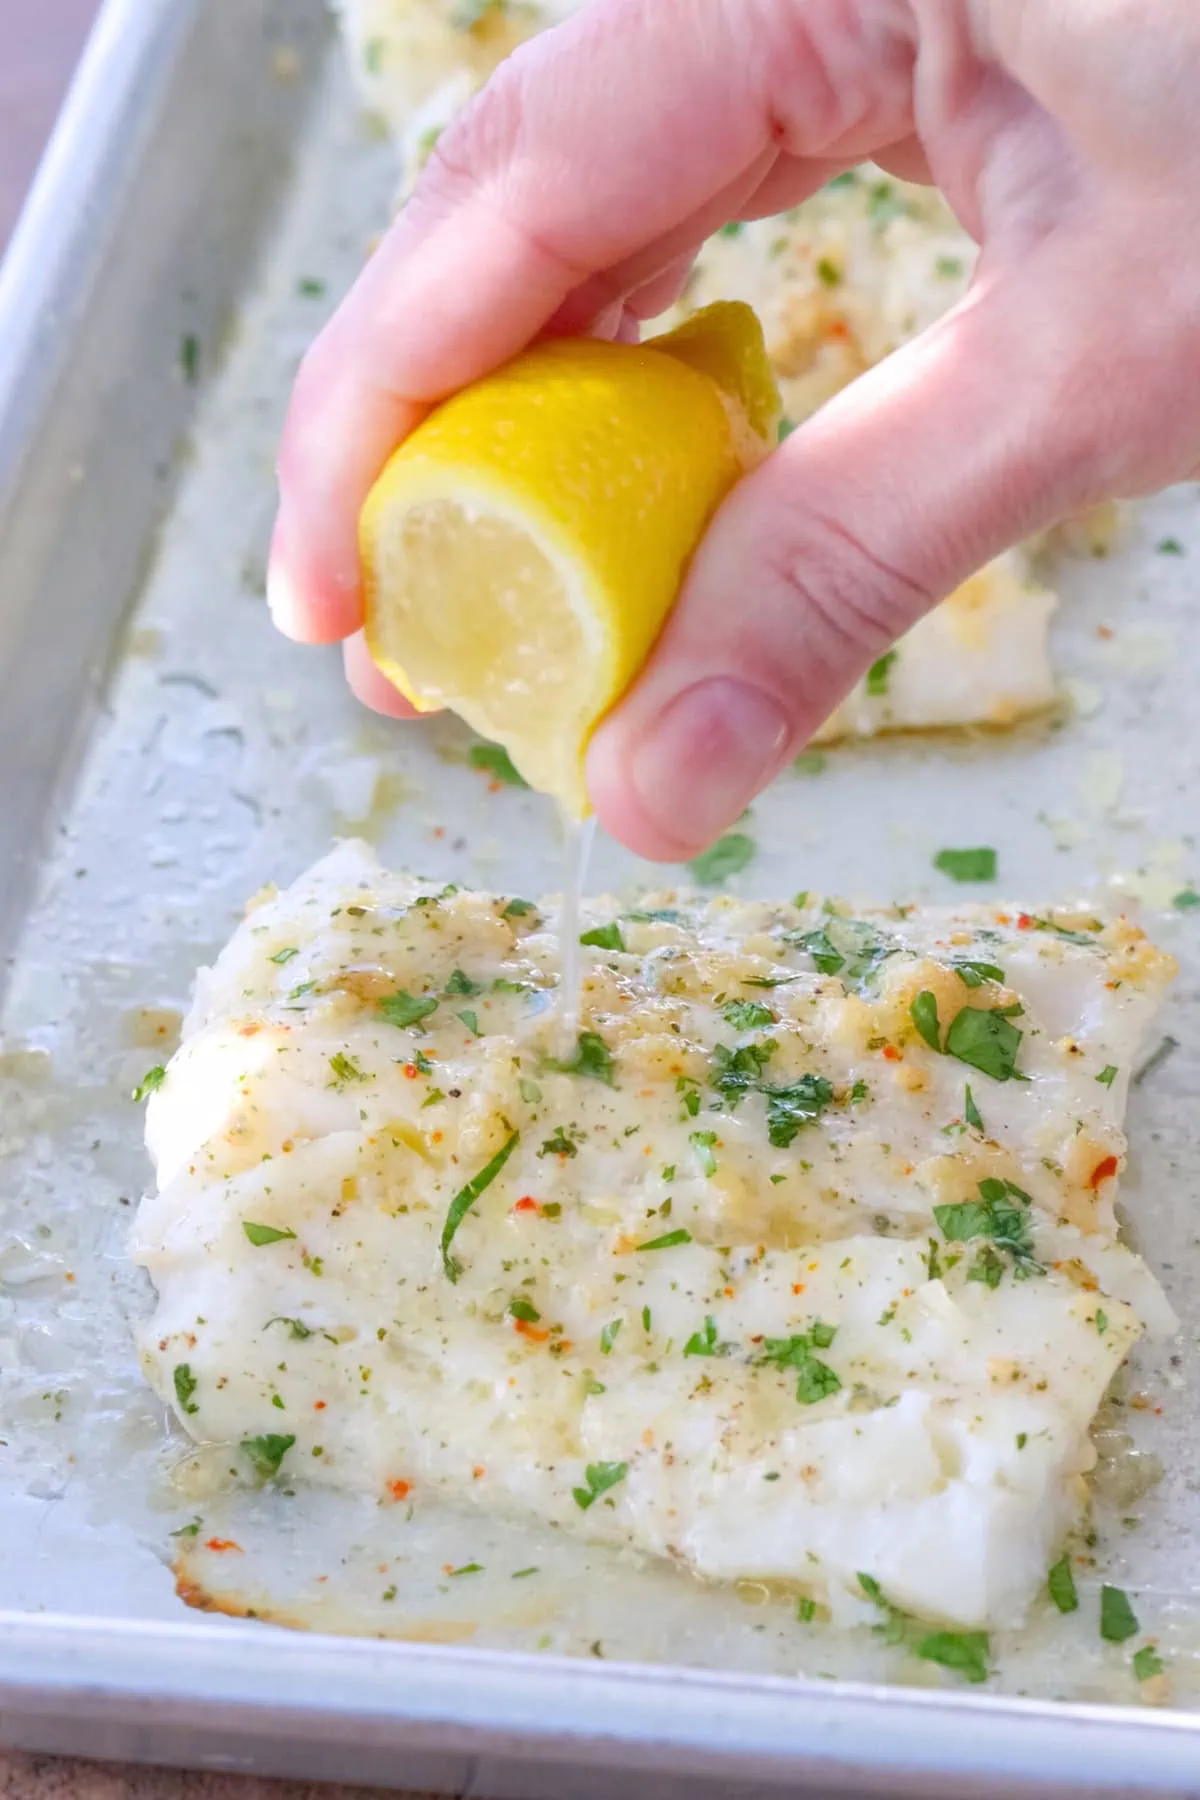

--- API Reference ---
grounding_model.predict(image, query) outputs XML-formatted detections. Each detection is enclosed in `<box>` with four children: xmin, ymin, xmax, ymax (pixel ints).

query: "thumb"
<box><xmin>586</xmin><ymin>270</ymin><xmax>1104</xmax><ymax>861</ymax></box>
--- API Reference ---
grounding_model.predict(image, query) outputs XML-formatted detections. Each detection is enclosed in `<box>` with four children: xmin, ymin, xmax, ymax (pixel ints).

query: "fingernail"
<box><xmin>629</xmin><ymin>678</ymin><xmax>790</xmax><ymax>854</ymax></box>
<box><xmin>266</xmin><ymin>549</ymin><xmax>302</xmax><ymax>639</ymax></box>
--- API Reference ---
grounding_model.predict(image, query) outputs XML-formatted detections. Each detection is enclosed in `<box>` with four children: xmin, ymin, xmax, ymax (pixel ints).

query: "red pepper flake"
<box><xmin>433</xmin><ymin>827</ymin><xmax>445</xmax><ymax>839</ymax></box>
<box><xmin>205</xmin><ymin>1538</ymin><xmax>242</xmax><ymax>1554</ymax></box>
<box><xmin>402</xmin><ymin>1063</ymin><xmax>420</xmax><ymax>1079</ymax></box>
<box><xmin>472</xmin><ymin>1465</ymin><xmax>486</xmax><ymax>1479</ymax></box>
<box><xmin>514</xmin><ymin>1318</ymin><xmax>550</xmax><ymax>1343</ymax></box>
<box><xmin>1097</xmin><ymin>625</ymin><xmax>1114</xmax><ymax>640</ymax></box>
<box><xmin>827</xmin><ymin>318</ymin><xmax>851</xmax><ymax>340</ymax></box>
<box><xmin>1017</xmin><ymin>913</ymin><xmax>1034</xmax><ymax>930</ymax></box>
<box><xmin>313</xmin><ymin>1400</ymin><xmax>327</xmax><ymax>1411</ymax></box>
<box><xmin>431</xmin><ymin>1130</ymin><xmax>444</xmax><ymax>1144</ymax></box>
<box><xmin>488</xmin><ymin>779</ymin><xmax>503</xmax><ymax>794</ymax></box>
<box><xmin>882</xmin><ymin>1045</ymin><xmax>901</xmax><ymax>1062</ymax></box>
<box><xmin>513</xmin><ymin>1196</ymin><xmax>540</xmax><ymax>1214</ymax></box>
<box><xmin>1089</xmin><ymin>1154</ymin><xmax>1119</xmax><ymax>1189</ymax></box>
<box><xmin>792</xmin><ymin>1283</ymin><xmax>805</xmax><ymax>1296</ymax></box>
<box><xmin>387</xmin><ymin>1479</ymin><xmax>412</xmax><ymax>1501</ymax></box>
<box><xmin>238</xmin><ymin>1023</ymin><xmax>261</xmax><ymax>1037</ymax></box>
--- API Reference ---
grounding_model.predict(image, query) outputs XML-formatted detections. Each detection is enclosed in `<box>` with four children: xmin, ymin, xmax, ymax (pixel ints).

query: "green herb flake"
<box><xmin>329</xmin><ymin>1051</ymin><xmax>367</xmax><ymax>1085</ymax></box>
<box><xmin>815</xmin><ymin>255</ymin><xmax>840</xmax><ymax>287</ymax></box>
<box><xmin>539</xmin><ymin>1127</ymin><xmax>577</xmax><ymax>1159</ymax></box>
<box><xmin>909</xmin><ymin>990</ymin><xmax>941</xmax><ymax>1051</ymax></box>
<box><xmin>1095</xmin><ymin>1307</ymin><xmax>1109</xmax><ymax>1335</ymax></box>
<box><xmin>760</xmin><ymin>1330</ymin><xmax>840</xmax><ymax>1404</ymax></box>
<box><xmin>599</xmin><ymin>1319</ymin><xmax>622</xmax><ymax>1355</ymax></box>
<box><xmin>267</xmin><ymin>1316</ymin><xmax>313</xmax><ymax>1341</ymax></box>
<box><xmin>641</xmin><ymin>1306</ymin><xmax>652</xmax><ymax>1331</ymax></box>
<box><xmin>457</xmin><ymin>1010</ymin><xmax>482</xmax><ymax>1036</ymax></box>
<box><xmin>778</xmin><ymin>416</ymin><xmax>798</xmax><ymax>441</ymax></box>
<box><xmin>934</xmin><ymin>847</ymin><xmax>997</xmax><ymax>883</ymax></box>
<box><xmin>794</xmin><ymin>750</ymin><xmax>827</xmax><ymax>775</ymax></box>
<box><xmin>954</xmin><ymin>959</ymin><xmax>1005</xmax><ymax>989</ymax></box>
<box><xmin>503</xmin><ymin>898</ymin><xmax>537</xmax><ymax>919</ymax></box>
<box><xmin>1157</xmin><ymin>537</ymin><xmax>1185</xmax><ymax>556</ymax></box>
<box><xmin>171</xmin><ymin>1518</ymin><xmax>202</xmax><ymax>1540</ymax></box>
<box><xmin>1100</xmin><ymin>1584</ymin><xmax>1140</xmax><ymax>1644</ymax></box>
<box><xmin>916</xmin><ymin>1630</ymin><xmax>990</xmax><ymax>1684</ymax></box>
<box><xmin>180</xmin><ymin>333</ymin><xmax>200</xmax><ymax>384</ymax></box>
<box><xmin>797</xmin><ymin>1596</ymin><xmax>817</xmax><ymax>1622</ymax></box>
<box><xmin>132</xmin><ymin>1065</ymin><xmax>167</xmax><ymax>1103</ymax></box>
<box><xmin>512</xmin><ymin>1566</ymin><xmax>539</xmax><ymax>1580</ymax></box>
<box><xmin>243</xmin><ymin>1221</ymin><xmax>297</xmax><ymax>1247</ymax></box>
<box><xmin>637</xmin><ymin>1229</ymin><xmax>692</xmax><ymax>1251</ymax></box>
<box><xmin>718</xmin><ymin>220</ymin><xmax>744</xmax><ymax>238</ymax></box>
<box><xmin>542</xmin><ymin>1030</ymin><xmax>615</xmax><ymax>1085</ymax></box>
<box><xmin>440</xmin><ymin>1131</ymin><xmax>520</xmax><ymax>1282</ymax></box>
<box><xmin>270</xmin><ymin>946</ymin><xmax>300</xmax><ymax>965</ymax></box>
<box><xmin>1173</xmin><ymin>888</ymin><xmax>1200</xmax><ymax>911</ymax></box>
<box><xmin>173</xmin><ymin>1364</ymin><xmax>199</xmax><ymax>1416</ymax></box>
<box><xmin>445</xmin><ymin>968</ymin><xmax>482</xmax><ymax>997</ymax></box>
<box><xmin>935</xmin><ymin>255</ymin><xmax>964</xmax><ymax>279</ymax></box>
<box><xmin>722</xmin><ymin>1000</ymin><xmax>775</xmax><ymax>1030</ymax></box>
<box><xmin>448</xmin><ymin>1562</ymin><xmax>483</xmax><ymax>1577</ymax></box>
<box><xmin>422</xmin><ymin>1088</ymin><xmax>446</xmax><ymax>1109</ymax></box>
<box><xmin>1094</xmin><ymin>1065</ymin><xmax>1119</xmax><ymax>1089</ymax></box>
<box><xmin>964</xmin><ymin>1086</ymin><xmax>985</xmax><ymax>1131</ymax></box>
<box><xmin>580</xmin><ymin>922</ymin><xmax>625</xmax><ymax>952</ymax></box>
<box><xmin>508</xmin><ymin>1298</ymin><xmax>541</xmax><ymax>1324</ymax></box>
<box><xmin>378</xmin><ymin>989</ymin><xmax>439</xmax><ymax>1029</ymax></box>
<box><xmin>241</xmin><ymin>1433</ymin><xmax>296</xmax><ymax>1481</ymax></box>
<box><xmin>865</xmin><ymin>650</ymin><xmax>897</xmax><ymax>697</ymax></box>
<box><xmin>1133</xmin><ymin>1645</ymin><xmax>1164</xmax><ymax>1681</ymax></box>
<box><xmin>572</xmin><ymin>1460</ymin><xmax>628</xmax><ymax>1510</ymax></box>
<box><xmin>297</xmin><ymin>277</ymin><xmax>326</xmax><ymax>297</ymax></box>
<box><xmin>945</xmin><ymin>1004</ymin><xmax>1023</xmax><ymax>1081</ymax></box>
<box><xmin>689</xmin><ymin>1129</ymin><xmax>719</xmax><ymax>1177</ymax></box>
<box><xmin>688</xmin><ymin>833</ymin><xmax>756</xmax><ymax>886</ymax></box>
<box><xmin>469</xmin><ymin>741</ymin><xmax>528</xmax><ymax>787</ymax></box>
<box><xmin>1048</xmin><ymin>1553</ymin><xmax>1079</xmax><ymax>1614</ymax></box>
<box><xmin>683</xmin><ymin>1315</ymin><xmax>727</xmax><ymax>1359</ymax></box>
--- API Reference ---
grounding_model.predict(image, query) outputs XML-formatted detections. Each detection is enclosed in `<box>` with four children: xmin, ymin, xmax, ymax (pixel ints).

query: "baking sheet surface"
<box><xmin>1</xmin><ymin>31</ymin><xmax>1199</xmax><ymax>1717</ymax></box>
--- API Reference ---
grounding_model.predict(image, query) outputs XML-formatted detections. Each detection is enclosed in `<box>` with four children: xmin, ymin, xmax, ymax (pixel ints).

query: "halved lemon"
<box><xmin>360</xmin><ymin>301</ymin><xmax>780</xmax><ymax>815</ymax></box>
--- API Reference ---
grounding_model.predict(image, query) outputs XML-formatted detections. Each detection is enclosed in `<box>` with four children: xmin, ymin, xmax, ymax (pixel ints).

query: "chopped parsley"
<box><xmin>916</xmin><ymin>1631</ymin><xmax>990</xmax><ymax>1684</ymax></box>
<box><xmin>266</xmin><ymin>1317</ymin><xmax>315</xmax><ymax>1341</ymax></box>
<box><xmin>468</xmin><ymin>741</ymin><xmax>528</xmax><ymax>786</ymax></box>
<box><xmin>935</xmin><ymin>255</ymin><xmax>964</xmax><ymax>279</ymax></box>
<box><xmin>1133</xmin><ymin>1645</ymin><xmax>1164</xmax><ymax>1681</ymax></box>
<box><xmin>243</xmin><ymin>1221</ymin><xmax>296</xmax><ymax>1247</ymax></box>
<box><xmin>764</xmin><ymin>1077</ymin><xmax>834</xmax><ymax>1147</ymax></box>
<box><xmin>953</xmin><ymin>959</ymin><xmax>1005</xmax><ymax>988</ymax></box>
<box><xmin>964</xmin><ymin>1085</ymin><xmax>985</xmax><ymax>1131</ymax></box>
<box><xmin>760</xmin><ymin>1325</ymin><xmax>840</xmax><ymax>1404</ymax></box>
<box><xmin>599</xmin><ymin>1319</ymin><xmax>622</xmax><ymax>1354</ymax></box>
<box><xmin>797</xmin><ymin>1597</ymin><xmax>817</xmax><ymax>1622</ymax></box>
<box><xmin>934</xmin><ymin>1179</ymin><xmax>1038</xmax><ymax>1276</ymax></box>
<box><xmin>296</xmin><ymin>277</ymin><xmax>326</xmax><ymax>297</ymax></box>
<box><xmin>502</xmin><ymin>898</ymin><xmax>537</xmax><ymax>919</ymax></box>
<box><xmin>378</xmin><ymin>989</ymin><xmax>438</xmax><ymax>1028</ymax></box>
<box><xmin>180</xmin><ymin>333</ymin><xmax>199</xmax><ymax>384</ymax></box>
<box><xmin>241</xmin><ymin>1434</ymin><xmax>295</xmax><ymax>1481</ymax></box>
<box><xmin>688</xmin><ymin>832</ymin><xmax>756</xmax><ymax>886</ymax></box>
<box><xmin>132</xmin><ymin>1066</ymin><xmax>166</xmax><ymax>1103</ymax></box>
<box><xmin>795</xmin><ymin>926</ymin><xmax>843</xmax><ymax>976</ymax></box>
<box><xmin>572</xmin><ymin>1460</ymin><xmax>628</xmax><ymax>1510</ymax></box>
<box><xmin>945</xmin><ymin>1004</ymin><xmax>1023</xmax><ymax>1081</ymax></box>
<box><xmin>440</xmin><ymin>1131</ymin><xmax>520</xmax><ymax>1282</ymax></box>
<box><xmin>539</xmin><ymin>1127</ymin><xmax>578</xmax><ymax>1158</ymax></box>
<box><xmin>909</xmin><ymin>990</ymin><xmax>942</xmax><ymax>1051</ymax></box>
<box><xmin>722</xmin><ymin>1000</ymin><xmax>775</xmax><ymax>1030</ymax></box>
<box><xmin>1173</xmin><ymin>888</ymin><xmax>1200</xmax><ymax>911</ymax></box>
<box><xmin>542</xmin><ymin>1031</ymin><xmax>615</xmax><ymax>1085</ymax></box>
<box><xmin>457</xmin><ymin>1010</ymin><xmax>482</xmax><ymax>1036</ymax></box>
<box><xmin>689</xmin><ymin>1129</ymin><xmax>719</xmax><ymax>1176</ymax></box>
<box><xmin>683</xmin><ymin>1315</ymin><xmax>728</xmax><ymax>1358</ymax></box>
<box><xmin>1100</xmin><ymin>1585</ymin><xmax>1139</xmax><ymax>1644</ymax></box>
<box><xmin>173</xmin><ymin>1364</ymin><xmax>199</xmax><ymax>1416</ymax></box>
<box><xmin>580</xmin><ymin>922</ymin><xmax>625</xmax><ymax>952</ymax></box>
<box><xmin>718</xmin><ymin>220</ymin><xmax>744</xmax><ymax>238</ymax></box>
<box><xmin>711</xmin><ymin>1039</ymin><xmax>776</xmax><ymax>1104</ymax></box>
<box><xmin>637</xmin><ymin>1229</ymin><xmax>692</xmax><ymax>1251</ymax></box>
<box><xmin>445</xmin><ymin>968</ymin><xmax>482</xmax><ymax>997</ymax></box>
<box><xmin>1157</xmin><ymin>537</ymin><xmax>1185</xmax><ymax>556</ymax></box>
<box><xmin>865</xmin><ymin>650</ymin><xmax>896</xmax><ymax>697</ymax></box>
<box><xmin>815</xmin><ymin>255</ymin><xmax>840</xmax><ymax>287</ymax></box>
<box><xmin>794</xmin><ymin>750</ymin><xmax>827</xmax><ymax>775</ymax></box>
<box><xmin>934</xmin><ymin>847</ymin><xmax>996</xmax><ymax>883</ymax></box>
<box><xmin>329</xmin><ymin>1051</ymin><xmax>367</xmax><ymax>1085</ymax></box>
<box><xmin>269</xmin><ymin>946</ymin><xmax>300</xmax><ymax>964</ymax></box>
<box><xmin>508</xmin><ymin>1298</ymin><xmax>541</xmax><ymax>1324</ymax></box>
<box><xmin>742</xmin><ymin>974</ymin><xmax>798</xmax><ymax>989</ymax></box>
<box><xmin>447</xmin><ymin>1561</ymin><xmax>483</xmax><ymax>1577</ymax></box>
<box><xmin>625</xmin><ymin>907</ymin><xmax>685</xmax><ymax>924</ymax></box>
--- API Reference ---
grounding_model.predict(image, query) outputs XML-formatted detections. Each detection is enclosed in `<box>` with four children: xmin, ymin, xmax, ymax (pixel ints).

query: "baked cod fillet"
<box><xmin>132</xmin><ymin>844</ymin><xmax>1176</xmax><ymax>1630</ymax></box>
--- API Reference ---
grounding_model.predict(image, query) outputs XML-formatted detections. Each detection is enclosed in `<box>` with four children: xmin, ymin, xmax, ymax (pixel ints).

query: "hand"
<box><xmin>270</xmin><ymin>0</ymin><xmax>1200</xmax><ymax>859</ymax></box>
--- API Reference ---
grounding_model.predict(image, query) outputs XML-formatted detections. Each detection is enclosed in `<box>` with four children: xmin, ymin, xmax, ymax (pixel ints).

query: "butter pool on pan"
<box><xmin>132</xmin><ymin>842</ymin><xmax>1176</xmax><ymax>1632</ymax></box>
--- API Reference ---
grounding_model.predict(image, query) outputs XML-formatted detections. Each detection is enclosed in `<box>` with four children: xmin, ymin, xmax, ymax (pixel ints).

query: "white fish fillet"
<box><xmin>133</xmin><ymin>844</ymin><xmax>1176</xmax><ymax>1629</ymax></box>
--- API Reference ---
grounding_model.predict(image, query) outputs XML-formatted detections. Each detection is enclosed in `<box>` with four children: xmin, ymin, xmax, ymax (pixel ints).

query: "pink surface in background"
<box><xmin>0</xmin><ymin>0</ymin><xmax>101</xmax><ymax>251</ymax></box>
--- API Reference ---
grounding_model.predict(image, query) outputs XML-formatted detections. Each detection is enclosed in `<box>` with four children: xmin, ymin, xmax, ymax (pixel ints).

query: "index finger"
<box><xmin>269</xmin><ymin>0</ymin><xmax>917</xmax><ymax>643</ymax></box>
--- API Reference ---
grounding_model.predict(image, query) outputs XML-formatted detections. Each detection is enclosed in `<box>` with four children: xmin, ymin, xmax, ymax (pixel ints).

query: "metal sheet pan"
<box><xmin>1</xmin><ymin>0</ymin><xmax>1200</xmax><ymax>1790</ymax></box>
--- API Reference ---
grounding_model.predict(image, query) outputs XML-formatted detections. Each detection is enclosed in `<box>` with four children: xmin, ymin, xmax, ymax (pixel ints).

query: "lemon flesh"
<box><xmin>360</xmin><ymin>301</ymin><xmax>780</xmax><ymax>815</ymax></box>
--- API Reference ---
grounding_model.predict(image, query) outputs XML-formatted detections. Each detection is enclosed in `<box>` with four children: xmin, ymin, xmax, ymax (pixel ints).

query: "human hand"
<box><xmin>270</xmin><ymin>0</ymin><xmax>1200</xmax><ymax>859</ymax></box>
